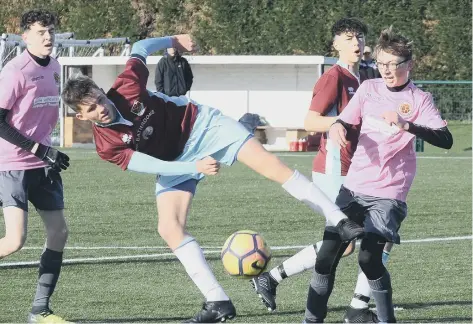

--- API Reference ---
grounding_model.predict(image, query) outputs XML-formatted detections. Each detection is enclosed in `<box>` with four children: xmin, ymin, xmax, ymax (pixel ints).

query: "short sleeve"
<box><xmin>309</xmin><ymin>74</ymin><xmax>339</xmax><ymax>114</ymax></box>
<box><xmin>111</xmin><ymin>57</ymin><xmax>150</xmax><ymax>106</ymax></box>
<box><xmin>0</xmin><ymin>64</ymin><xmax>25</xmax><ymax>110</ymax></box>
<box><xmin>338</xmin><ymin>81</ymin><xmax>367</xmax><ymax>125</ymax></box>
<box><xmin>93</xmin><ymin>126</ymin><xmax>135</xmax><ymax>170</ymax></box>
<box><xmin>413</xmin><ymin>93</ymin><xmax>447</xmax><ymax>129</ymax></box>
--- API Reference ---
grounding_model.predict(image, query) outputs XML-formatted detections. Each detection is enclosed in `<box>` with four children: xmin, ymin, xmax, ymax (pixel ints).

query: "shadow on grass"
<box><xmin>70</xmin><ymin>300</ymin><xmax>472</xmax><ymax>323</ymax></box>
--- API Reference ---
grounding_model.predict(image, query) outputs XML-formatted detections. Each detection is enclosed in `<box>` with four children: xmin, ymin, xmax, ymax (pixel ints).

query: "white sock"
<box><xmin>174</xmin><ymin>236</ymin><xmax>229</xmax><ymax>302</ymax></box>
<box><xmin>350</xmin><ymin>269</ymin><xmax>371</xmax><ymax>308</ymax></box>
<box><xmin>350</xmin><ymin>251</ymin><xmax>391</xmax><ymax>309</ymax></box>
<box><xmin>282</xmin><ymin>170</ymin><xmax>347</xmax><ymax>226</ymax></box>
<box><xmin>269</xmin><ymin>244</ymin><xmax>317</xmax><ymax>283</ymax></box>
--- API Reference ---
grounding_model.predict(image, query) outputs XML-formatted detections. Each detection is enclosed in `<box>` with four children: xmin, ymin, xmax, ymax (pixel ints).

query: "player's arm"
<box><xmin>382</xmin><ymin>93</ymin><xmax>453</xmax><ymax>149</ymax></box>
<box><xmin>131</xmin><ymin>34</ymin><xmax>197</xmax><ymax>64</ymax></box>
<box><xmin>0</xmin><ymin>68</ymin><xmax>69</xmax><ymax>171</ymax></box>
<box><xmin>304</xmin><ymin>74</ymin><xmax>339</xmax><ymax>132</ymax></box>
<box><xmin>128</xmin><ymin>152</ymin><xmax>219</xmax><ymax>176</ymax></box>
<box><xmin>404</xmin><ymin>123</ymin><xmax>452</xmax><ymax>149</ymax></box>
<box><xmin>94</xmin><ymin>130</ymin><xmax>218</xmax><ymax>175</ymax></box>
<box><xmin>328</xmin><ymin>82</ymin><xmax>366</xmax><ymax>148</ymax></box>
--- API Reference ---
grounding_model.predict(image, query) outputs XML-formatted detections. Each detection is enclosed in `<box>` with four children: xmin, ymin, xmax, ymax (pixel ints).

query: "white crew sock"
<box><xmin>269</xmin><ymin>244</ymin><xmax>318</xmax><ymax>283</ymax></box>
<box><xmin>174</xmin><ymin>236</ymin><xmax>229</xmax><ymax>302</ymax></box>
<box><xmin>282</xmin><ymin>170</ymin><xmax>347</xmax><ymax>226</ymax></box>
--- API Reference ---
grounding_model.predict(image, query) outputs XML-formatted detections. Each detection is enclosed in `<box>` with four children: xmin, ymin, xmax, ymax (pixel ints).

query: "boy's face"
<box><xmin>75</xmin><ymin>90</ymin><xmax>116</xmax><ymax>124</ymax></box>
<box><xmin>333</xmin><ymin>31</ymin><xmax>365</xmax><ymax>65</ymax></box>
<box><xmin>22</xmin><ymin>22</ymin><xmax>55</xmax><ymax>58</ymax></box>
<box><xmin>376</xmin><ymin>50</ymin><xmax>413</xmax><ymax>87</ymax></box>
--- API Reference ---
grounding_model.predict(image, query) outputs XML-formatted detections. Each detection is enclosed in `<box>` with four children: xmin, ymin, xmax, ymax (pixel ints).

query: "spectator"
<box><xmin>155</xmin><ymin>47</ymin><xmax>193</xmax><ymax>96</ymax></box>
<box><xmin>360</xmin><ymin>45</ymin><xmax>381</xmax><ymax>79</ymax></box>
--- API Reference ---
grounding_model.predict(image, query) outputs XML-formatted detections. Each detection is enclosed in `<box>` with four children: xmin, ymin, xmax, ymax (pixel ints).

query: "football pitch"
<box><xmin>0</xmin><ymin>123</ymin><xmax>471</xmax><ymax>323</ymax></box>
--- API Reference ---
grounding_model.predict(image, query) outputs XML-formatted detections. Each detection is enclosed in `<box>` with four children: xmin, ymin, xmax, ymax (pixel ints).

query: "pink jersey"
<box><xmin>0</xmin><ymin>51</ymin><xmax>61</xmax><ymax>171</ymax></box>
<box><xmin>339</xmin><ymin>79</ymin><xmax>446</xmax><ymax>201</ymax></box>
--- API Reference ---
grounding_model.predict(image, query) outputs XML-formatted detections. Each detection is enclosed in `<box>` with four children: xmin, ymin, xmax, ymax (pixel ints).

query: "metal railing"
<box><xmin>414</xmin><ymin>81</ymin><xmax>472</xmax><ymax>121</ymax></box>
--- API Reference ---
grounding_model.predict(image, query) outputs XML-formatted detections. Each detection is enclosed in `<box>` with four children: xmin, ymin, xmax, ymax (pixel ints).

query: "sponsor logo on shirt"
<box><xmin>398</xmin><ymin>103</ymin><xmax>413</xmax><ymax>118</ymax></box>
<box><xmin>142</xmin><ymin>126</ymin><xmax>154</xmax><ymax>140</ymax></box>
<box><xmin>366</xmin><ymin>92</ymin><xmax>383</xmax><ymax>102</ymax></box>
<box><xmin>348</xmin><ymin>87</ymin><xmax>355</xmax><ymax>96</ymax></box>
<box><xmin>135</xmin><ymin>110</ymin><xmax>155</xmax><ymax>146</ymax></box>
<box><xmin>32</xmin><ymin>96</ymin><xmax>60</xmax><ymax>108</ymax></box>
<box><xmin>121</xmin><ymin>133</ymin><xmax>132</xmax><ymax>144</ymax></box>
<box><xmin>31</xmin><ymin>75</ymin><xmax>44</xmax><ymax>82</ymax></box>
<box><xmin>131</xmin><ymin>100</ymin><xmax>146</xmax><ymax>116</ymax></box>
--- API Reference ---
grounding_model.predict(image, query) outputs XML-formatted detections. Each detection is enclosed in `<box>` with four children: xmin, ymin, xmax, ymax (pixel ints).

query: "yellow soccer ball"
<box><xmin>221</xmin><ymin>230</ymin><xmax>271</xmax><ymax>278</ymax></box>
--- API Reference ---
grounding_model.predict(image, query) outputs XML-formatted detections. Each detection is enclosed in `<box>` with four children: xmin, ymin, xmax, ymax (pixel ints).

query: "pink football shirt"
<box><xmin>0</xmin><ymin>51</ymin><xmax>61</xmax><ymax>171</ymax></box>
<box><xmin>339</xmin><ymin>79</ymin><xmax>446</xmax><ymax>201</ymax></box>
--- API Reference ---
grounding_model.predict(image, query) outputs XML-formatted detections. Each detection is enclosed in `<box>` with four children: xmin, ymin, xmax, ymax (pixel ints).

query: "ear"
<box><xmin>21</xmin><ymin>31</ymin><xmax>28</xmax><ymax>43</ymax></box>
<box><xmin>75</xmin><ymin>112</ymin><xmax>86</xmax><ymax>121</ymax></box>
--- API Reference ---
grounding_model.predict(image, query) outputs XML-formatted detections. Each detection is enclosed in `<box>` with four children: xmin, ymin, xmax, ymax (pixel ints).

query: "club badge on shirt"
<box><xmin>53</xmin><ymin>72</ymin><xmax>60</xmax><ymax>85</ymax></box>
<box><xmin>398</xmin><ymin>103</ymin><xmax>413</xmax><ymax>118</ymax></box>
<box><xmin>131</xmin><ymin>100</ymin><xmax>146</xmax><ymax>116</ymax></box>
<box><xmin>121</xmin><ymin>133</ymin><xmax>132</xmax><ymax>144</ymax></box>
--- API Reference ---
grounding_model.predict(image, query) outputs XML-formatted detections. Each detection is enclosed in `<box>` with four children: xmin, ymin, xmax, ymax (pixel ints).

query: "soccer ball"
<box><xmin>221</xmin><ymin>230</ymin><xmax>271</xmax><ymax>278</ymax></box>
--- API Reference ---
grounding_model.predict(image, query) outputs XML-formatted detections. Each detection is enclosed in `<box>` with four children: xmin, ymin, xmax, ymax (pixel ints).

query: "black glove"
<box><xmin>34</xmin><ymin>143</ymin><xmax>70</xmax><ymax>171</ymax></box>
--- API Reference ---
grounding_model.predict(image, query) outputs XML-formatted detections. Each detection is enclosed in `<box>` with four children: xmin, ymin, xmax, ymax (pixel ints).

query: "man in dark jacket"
<box><xmin>155</xmin><ymin>47</ymin><xmax>193</xmax><ymax>96</ymax></box>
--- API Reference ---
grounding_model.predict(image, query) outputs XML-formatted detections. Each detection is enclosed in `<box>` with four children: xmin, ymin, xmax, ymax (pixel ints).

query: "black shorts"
<box><xmin>334</xmin><ymin>186</ymin><xmax>407</xmax><ymax>244</ymax></box>
<box><xmin>0</xmin><ymin>167</ymin><xmax>64</xmax><ymax>212</ymax></box>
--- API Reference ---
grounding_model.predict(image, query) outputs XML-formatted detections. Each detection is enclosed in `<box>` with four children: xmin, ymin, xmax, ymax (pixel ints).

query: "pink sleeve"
<box><xmin>0</xmin><ymin>65</ymin><xmax>25</xmax><ymax>110</ymax></box>
<box><xmin>414</xmin><ymin>93</ymin><xmax>447</xmax><ymax>129</ymax></box>
<box><xmin>338</xmin><ymin>81</ymin><xmax>366</xmax><ymax>125</ymax></box>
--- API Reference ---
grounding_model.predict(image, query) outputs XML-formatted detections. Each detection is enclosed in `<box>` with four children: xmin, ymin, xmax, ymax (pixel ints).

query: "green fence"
<box><xmin>414</xmin><ymin>81</ymin><xmax>472</xmax><ymax>121</ymax></box>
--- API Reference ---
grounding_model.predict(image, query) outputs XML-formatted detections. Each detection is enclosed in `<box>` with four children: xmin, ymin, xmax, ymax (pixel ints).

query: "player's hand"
<box><xmin>172</xmin><ymin>34</ymin><xmax>198</xmax><ymax>53</ymax></box>
<box><xmin>329</xmin><ymin>122</ymin><xmax>348</xmax><ymax>149</ymax></box>
<box><xmin>382</xmin><ymin>111</ymin><xmax>408</xmax><ymax>131</ymax></box>
<box><xmin>34</xmin><ymin>144</ymin><xmax>70</xmax><ymax>171</ymax></box>
<box><xmin>196</xmin><ymin>156</ymin><xmax>220</xmax><ymax>175</ymax></box>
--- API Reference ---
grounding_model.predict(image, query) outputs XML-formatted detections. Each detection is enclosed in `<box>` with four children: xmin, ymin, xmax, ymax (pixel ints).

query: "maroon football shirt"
<box><xmin>93</xmin><ymin>58</ymin><xmax>198</xmax><ymax>170</ymax></box>
<box><xmin>309</xmin><ymin>64</ymin><xmax>363</xmax><ymax>176</ymax></box>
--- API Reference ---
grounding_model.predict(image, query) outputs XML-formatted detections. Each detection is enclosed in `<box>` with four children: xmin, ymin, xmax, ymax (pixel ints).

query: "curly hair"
<box><xmin>375</xmin><ymin>26</ymin><xmax>413</xmax><ymax>60</ymax></box>
<box><xmin>332</xmin><ymin>17</ymin><xmax>368</xmax><ymax>38</ymax></box>
<box><xmin>21</xmin><ymin>9</ymin><xmax>57</xmax><ymax>30</ymax></box>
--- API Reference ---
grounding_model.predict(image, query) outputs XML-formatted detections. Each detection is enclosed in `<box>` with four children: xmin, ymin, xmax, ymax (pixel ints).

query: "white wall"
<box><xmin>61</xmin><ymin>55</ymin><xmax>336</xmax><ymax>150</ymax></box>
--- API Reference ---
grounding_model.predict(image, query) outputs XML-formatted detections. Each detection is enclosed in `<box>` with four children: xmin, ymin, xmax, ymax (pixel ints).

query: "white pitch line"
<box><xmin>2</xmin><ymin>235</ymin><xmax>471</xmax><ymax>268</ymax></box>
<box><xmin>19</xmin><ymin>235</ymin><xmax>473</xmax><ymax>251</ymax></box>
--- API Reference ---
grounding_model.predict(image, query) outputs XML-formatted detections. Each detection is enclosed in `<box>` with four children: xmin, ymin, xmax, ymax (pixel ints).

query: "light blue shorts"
<box><xmin>156</xmin><ymin>105</ymin><xmax>252</xmax><ymax>195</ymax></box>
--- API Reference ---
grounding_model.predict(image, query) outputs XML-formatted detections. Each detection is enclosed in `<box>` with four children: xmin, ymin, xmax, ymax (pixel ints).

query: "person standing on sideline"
<box><xmin>155</xmin><ymin>47</ymin><xmax>193</xmax><ymax>97</ymax></box>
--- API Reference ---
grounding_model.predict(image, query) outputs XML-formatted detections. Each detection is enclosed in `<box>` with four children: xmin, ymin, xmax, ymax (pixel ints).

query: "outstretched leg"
<box><xmin>237</xmin><ymin>137</ymin><xmax>363</xmax><ymax>242</ymax></box>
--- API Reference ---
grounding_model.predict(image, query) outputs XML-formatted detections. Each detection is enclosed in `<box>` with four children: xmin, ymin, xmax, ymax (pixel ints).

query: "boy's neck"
<box><xmin>338</xmin><ymin>58</ymin><xmax>360</xmax><ymax>74</ymax></box>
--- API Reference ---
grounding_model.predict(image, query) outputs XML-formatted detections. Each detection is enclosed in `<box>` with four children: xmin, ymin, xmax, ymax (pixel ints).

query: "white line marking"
<box><xmin>19</xmin><ymin>235</ymin><xmax>473</xmax><ymax>251</ymax></box>
<box><xmin>3</xmin><ymin>235</ymin><xmax>471</xmax><ymax>268</ymax></box>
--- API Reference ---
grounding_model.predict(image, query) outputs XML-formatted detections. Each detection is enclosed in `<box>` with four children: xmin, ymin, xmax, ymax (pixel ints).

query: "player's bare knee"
<box><xmin>157</xmin><ymin>220</ymin><xmax>181</xmax><ymax>242</ymax></box>
<box><xmin>3</xmin><ymin>232</ymin><xmax>27</xmax><ymax>254</ymax></box>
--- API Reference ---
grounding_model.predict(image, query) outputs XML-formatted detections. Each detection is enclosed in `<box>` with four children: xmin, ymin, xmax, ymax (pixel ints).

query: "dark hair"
<box><xmin>61</xmin><ymin>75</ymin><xmax>101</xmax><ymax>112</ymax></box>
<box><xmin>375</xmin><ymin>26</ymin><xmax>413</xmax><ymax>60</ymax></box>
<box><xmin>332</xmin><ymin>17</ymin><xmax>368</xmax><ymax>38</ymax></box>
<box><xmin>21</xmin><ymin>9</ymin><xmax>57</xmax><ymax>31</ymax></box>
